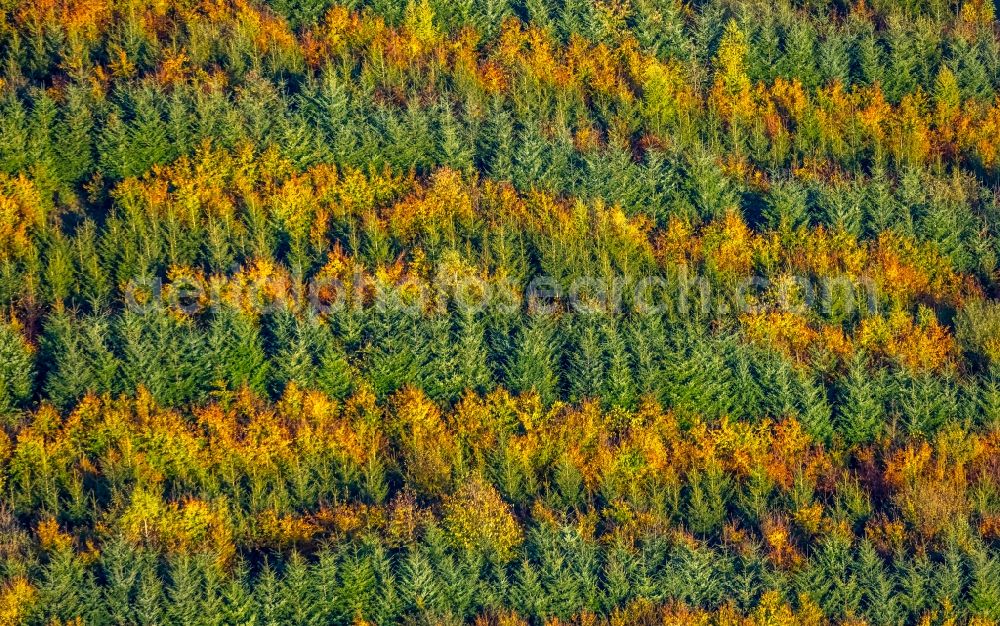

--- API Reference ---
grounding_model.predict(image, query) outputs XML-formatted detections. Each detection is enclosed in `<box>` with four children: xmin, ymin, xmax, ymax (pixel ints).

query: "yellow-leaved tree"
<box><xmin>444</xmin><ymin>476</ymin><xmax>523</xmax><ymax>563</ymax></box>
<box><xmin>710</xmin><ymin>20</ymin><xmax>753</xmax><ymax>121</ymax></box>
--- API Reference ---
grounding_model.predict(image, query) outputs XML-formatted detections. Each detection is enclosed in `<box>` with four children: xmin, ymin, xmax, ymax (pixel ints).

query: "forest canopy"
<box><xmin>1</xmin><ymin>0</ymin><xmax>1000</xmax><ymax>624</ymax></box>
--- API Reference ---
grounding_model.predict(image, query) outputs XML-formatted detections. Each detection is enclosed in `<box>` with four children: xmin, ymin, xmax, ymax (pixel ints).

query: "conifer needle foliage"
<box><xmin>2</xmin><ymin>0</ymin><xmax>1000</xmax><ymax>623</ymax></box>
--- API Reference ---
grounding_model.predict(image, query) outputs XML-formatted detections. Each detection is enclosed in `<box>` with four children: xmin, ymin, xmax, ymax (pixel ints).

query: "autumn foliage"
<box><xmin>2</xmin><ymin>0</ymin><xmax>1000</xmax><ymax>623</ymax></box>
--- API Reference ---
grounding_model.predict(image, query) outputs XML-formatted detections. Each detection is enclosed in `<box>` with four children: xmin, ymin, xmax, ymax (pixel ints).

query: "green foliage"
<box><xmin>208</xmin><ymin>307</ymin><xmax>269</xmax><ymax>395</ymax></box>
<box><xmin>42</xmin><ymin>312</ymin><xmax>118</xmax><ymax>409</ymax></box>
<box><xmin>0</xmin><ymin>320</ymin><xmax>34</xmax><ymax>416</ymax></box>
<box><xmin>837</xmin><ymin>353</ymin><xmax>887</xmax><ymax>445</ymax></box>
<box><xmin>118</xmin><ymin>309</ymin><xmax>210</xmax><ymax>407</ymax></box>
<box><xmin>2</xmin><ymin>0</ymin><xmax>1000</xmax><ymax>623</ymax></box>
<box><xmin>506</xmin><ymin>312</ymin><xmax>561</xmax><ymax>406</ymax></box>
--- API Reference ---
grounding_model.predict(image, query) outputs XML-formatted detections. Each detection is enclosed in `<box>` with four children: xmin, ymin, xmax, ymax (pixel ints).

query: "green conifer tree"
<box><xmin>54</xmin><ymin>85</ymin><xmax>95</xmax><ymax>186</ymax></box>
<box><xmin>836</xmin><ymin>353</ymin><xmax>886</xmax><ymax>445</ymax></box>
<box><xmin>796</xmin><ymin>371</ymin><xmax>834</xmax><ymax>444</ymax></box>
<box><xmin>0</xmin><ymin>320</ymin><xmax>34</xmax><ymax>416</ymax></box>
<box><xmin>969</xmin><ymin>549</ymin><xmax>1000</xmax><ymax>621</ymax></box>
<box><xmin>686</xmin><ymin>465</ymin><xmax>729</xmax><ymax>537</ymax></box>
<box><xmin>437</xmin><ymin>100</ymin><xmax>474</xmax><ymax>174</ymax></box>
<box><xmin>856</xmin><ymin>540</ymin><xmax>902</xmax><ymax>626</ymax></box>
<box><xmin>567</xmin><ymin>313</ymin><xmax>606</xmax><ymax>403</ymax></box>
<box><xmin>602</xmin><ymin>316</ymin><xmax>637</xmax><ymax>410</ymax></box>
<box><xmin>423</xmin><ymin>311</ymin><xmax>462</xmax><ymax>404</ymax></box>
<box><xmin>42</xmin><ymin>312</ymin><xmax>119</xmax><ymax>410</ymax></box>
<box><xmin>780</xmin><ymin>21</ymin><xmax>820</xmax><ymax>90</ymax></box>
<box><xmin>400</xmin><ymin>546</ymin><xmax>445</xmax><ymax>618</ymax></box>
<box><xmin>506</xmin><ymin>312</ymin><xmax>561</xmax><ymax>405</ymax></box>
<box><xmin>764</xmin><ymin>178</ymin><xmax>810</xmax><ymax>232</ymax></box>
<box><xmin>118</xmin><ymin>309</ymin><xmax>210</xmax><ymax>407</ymax></box>
<box><xmin>207</xmin><ymin>307</ymin><xmax>268</xmax><ymax>395</ymax></box>
<box><xmin>454</xmin><ymin>305</ymin><xmax>492</xmax><ymax>397</ymax></box>
<box><xmin>317</xmin><ymin>337</ymin><xmax>354</xmax><ymax>400</ymax></box>
<box><xmin>166</xmin><ymin>554</ymin><xmax>204</xmax><ymax>626</ymax></box>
